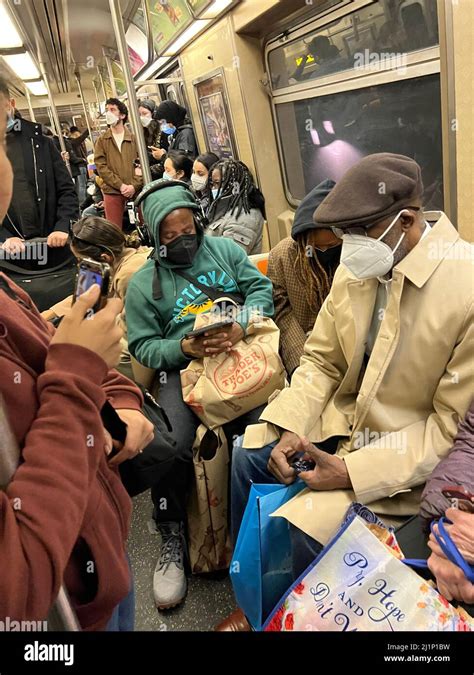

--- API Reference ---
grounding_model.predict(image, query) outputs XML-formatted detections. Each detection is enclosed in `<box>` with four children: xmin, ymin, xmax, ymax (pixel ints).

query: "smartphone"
<box><xmin>291</xmin><ymin>458</ymin><xmax>316</xmax><ymax>475</ymax></box>
<box><xmin>442</xmin><ymin>485</ymin><xmax>474</xmax><ymax>513</ymax></box>
<box><xmin>73</xmin><ymin>258</ymin><xmax>111</xmax><ymax>313</ymax></box>
<box><xmin>184</xmin><ymin>319</ymin><xmax>234</xmax><ymax>340</ymax></box>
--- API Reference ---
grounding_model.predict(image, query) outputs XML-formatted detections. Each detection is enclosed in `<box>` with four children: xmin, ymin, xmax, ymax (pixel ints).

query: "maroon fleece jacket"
<box><xmin>0</xmin><ymin>273</ymin><xmax>143</xmax><ymax>630</ymax></box>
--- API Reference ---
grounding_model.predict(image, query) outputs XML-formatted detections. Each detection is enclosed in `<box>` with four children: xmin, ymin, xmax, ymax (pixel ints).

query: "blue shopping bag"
<box><xmin>230</xmin><ymin>481</ymin><xmax>305</xmax><ymax>631</ymax></box>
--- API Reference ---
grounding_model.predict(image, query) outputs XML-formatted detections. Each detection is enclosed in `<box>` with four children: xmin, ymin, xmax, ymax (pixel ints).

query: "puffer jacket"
<box><xmin>420</xmin><ymin>399</ymin><xmax>474</xmax><ymax>524</ymax></box>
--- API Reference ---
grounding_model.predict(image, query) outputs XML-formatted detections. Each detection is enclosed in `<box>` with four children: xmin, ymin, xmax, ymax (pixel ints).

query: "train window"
<box><xmin>268</xmin><ymin>0</ymin><xmax>439</xmax><ymax>91</ymax></box>
<box><xmin>275</xmin><ymin>73</ymin><xmax>443</xmax><ymax>210</ymax></box>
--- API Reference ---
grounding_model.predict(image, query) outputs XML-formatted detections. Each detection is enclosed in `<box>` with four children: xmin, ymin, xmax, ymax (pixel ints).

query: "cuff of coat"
<box><xmin>344</xmin><ymin>448</ymin><xmax>402</xmax><ymax>504</ymax></box>
<box><xmin>45</xmin><ymin>343</ymin><xmax>109</xmax><ymax>388</ymax></box>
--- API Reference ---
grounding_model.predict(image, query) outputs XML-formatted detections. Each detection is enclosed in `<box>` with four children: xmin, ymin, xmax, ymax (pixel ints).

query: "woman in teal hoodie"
<box><xmin>125</xmin><ymin>180</ymin><xmax>274</xmax><ymax>610</ymax></box>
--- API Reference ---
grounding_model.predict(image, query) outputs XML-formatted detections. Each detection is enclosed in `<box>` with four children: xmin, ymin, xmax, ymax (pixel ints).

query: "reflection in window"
<box><xmin>276</xmin><ymin>74</ymin><xmax>443</xmax><ymax>210</ymax></box>
<box><xmin>269</xmin><ymin>0</ymin><xmax>439</xmax><ymax>89</ymax></box>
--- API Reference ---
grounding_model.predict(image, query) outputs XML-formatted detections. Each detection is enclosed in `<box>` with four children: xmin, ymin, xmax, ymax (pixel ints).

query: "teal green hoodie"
<box><xmin>126</xmin><ymin>235</ymin><xmax>274</xmax><ymax>371</ymax></box>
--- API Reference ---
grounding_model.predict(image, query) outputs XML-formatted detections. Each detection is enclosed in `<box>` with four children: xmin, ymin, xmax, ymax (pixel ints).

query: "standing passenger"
<box><xmin>154</xmin><ymin>100</ymin><xmax>198</xmax><ymax>159</ymax></box>
<box><xmin>207</xmin><ymin>159</ymin><xmax>265</xmax><ymax>255</ymax></box>
<box><xmin>0</xmin><ymin>80</ymin><xmax>78</xmax><ymax>262</ymax></box>
<box><xmin>267</xmin><ymin>179</ymin><xmax>341</xmax><ymax>376</ymax></box>
<box><xmin>138</xmin><ymin>99</ymin><xmax>167</xmax><ymax>179</ymax></box>
<box><xmin>94</xmin><ymin>98</ymin><xmax>143</xmax><ymax>229</ymax></box>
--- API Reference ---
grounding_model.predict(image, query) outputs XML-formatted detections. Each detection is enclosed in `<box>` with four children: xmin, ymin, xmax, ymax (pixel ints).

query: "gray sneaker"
<box><xmin>153</xmin><ymin>521</ymin><xmax>187</xmax><ymax>610</ymax></box>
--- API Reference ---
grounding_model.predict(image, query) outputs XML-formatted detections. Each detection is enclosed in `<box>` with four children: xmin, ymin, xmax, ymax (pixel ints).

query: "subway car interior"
<box><xmin>0</xmin><ymin>0</ymin><xmax>473</xmax><ymax>650</ymax></box>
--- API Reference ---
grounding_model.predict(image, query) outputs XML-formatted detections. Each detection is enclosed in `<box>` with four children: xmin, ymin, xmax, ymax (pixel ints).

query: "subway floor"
<box><xmin>128</xmin><ymin>491</ymin><xmax>237</xmax><ymax>631</ymax></box>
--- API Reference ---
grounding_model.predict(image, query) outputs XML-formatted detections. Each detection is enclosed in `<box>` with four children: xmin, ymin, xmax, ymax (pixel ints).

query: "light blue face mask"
<box><xmin>211</xmin><ymin>188</ymin><xmax>220</xmax><ymax>200</ymax></box>
<box><xmin>162</xmin><ymin>172</ymin><xmax>174</xmax><ymax>181</ymax></box>
<box><xmin>6</xmin><ymin>114</ymin><xmax>16</xmax><ymax>132</ymax></box>
<box><xmin>161</xmin><ymin>123</ymin><xmax>174</xmax><ymax>135</ymax></box>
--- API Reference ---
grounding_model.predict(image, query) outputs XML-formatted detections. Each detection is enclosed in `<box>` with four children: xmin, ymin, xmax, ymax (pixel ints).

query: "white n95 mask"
<box><xmin>106</xmin><ymin>111</ymin><xmax>119</xmax><ymax>127</ymax></box>
<box><xmin>340</xmin><ymin>210</ymin><xmax>408</xmax><ymax>279</ymax></box>
<box><xmin>191</xmin><ymin>174</ymin><xmax>208</xmax><ymax>192</ymax></box>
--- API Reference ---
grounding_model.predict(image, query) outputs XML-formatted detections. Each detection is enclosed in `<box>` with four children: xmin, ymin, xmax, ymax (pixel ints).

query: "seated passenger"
<box><xmin>422</xmin><ymin>399</ymin><xmax>474</xmax><ymax>607</ymax></box>
<box><xmin>0</xmin><ymin>97</ymin><xmax>154</xmax><ymax>630</ymax></box>
<box><xmin>191</xmin><ymin>152</ymin><xmax>220</xmax><ymax>217</ymax></box>
<box><xmin>125</xmin><ymin>181</ymin><xmax>274</xmax><ymax>610</ymax></box>
<box><xmin>267</xmin><ymin>179</ymin><xmax>341</xmax><ymax>377</ymax></box>
<box><xmin>41</xmin><ymin>216</ymin><xmax>151</xmax><ymax>369</ymax></box>
<box><xmin>163</xmin><ymin>149</ymin><xmax>193</xmax><ymax>186</ymax></box>
<box><xmin>207</xmin><ymin>159</ymin><xmax>266</xmax><ymax>255</ymax></box>
<box><xmin>226</xmin><ymin>153</ymin><xmax>473</xmax><ymax>626</ymax></box>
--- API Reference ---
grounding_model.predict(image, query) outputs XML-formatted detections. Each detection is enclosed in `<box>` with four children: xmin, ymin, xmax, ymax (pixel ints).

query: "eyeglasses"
<box><xmin>330</xmin><ymin>207</ymin><xmax>421</xmax><ymax>239</ymax></box>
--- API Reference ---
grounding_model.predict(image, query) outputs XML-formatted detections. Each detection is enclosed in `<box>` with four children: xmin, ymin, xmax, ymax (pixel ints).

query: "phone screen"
<box><xmin>75</xmin><ymin>267</ymin><xmax>104</xmax><ymax>299</ymax></box>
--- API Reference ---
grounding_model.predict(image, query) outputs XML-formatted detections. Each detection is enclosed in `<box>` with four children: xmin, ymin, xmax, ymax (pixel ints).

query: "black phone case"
<box><xmin>101</xmin><ymin>401</ymin><xmax>128</xmax><ymax>457</ymax></box>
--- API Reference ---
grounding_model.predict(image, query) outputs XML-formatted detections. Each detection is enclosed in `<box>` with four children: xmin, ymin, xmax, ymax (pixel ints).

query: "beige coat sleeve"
<box><xmin>260</xmin><ymin>289</ymin><xmax>347</xmax><ymax>435</ymax></box>
<box><xmin>344</xmin><ymin>298</ymin><xmax>474</xmax><ymax>505</ymax></box>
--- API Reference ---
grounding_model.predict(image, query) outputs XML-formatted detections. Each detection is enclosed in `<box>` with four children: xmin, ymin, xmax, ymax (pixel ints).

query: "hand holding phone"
<box><xmin>51</xmin><ymin>285</ymin><xmax>123</xmax><ymax>369</ymax></box>
<box><xmin>73</xmin><ymin>258</ymin><xmax>111</xmax><ymax>314</ymax></box>
<box><xmin>184</xmin><ymin>319</ymin><xmax>234</xmax><ymax>340</ymax></box>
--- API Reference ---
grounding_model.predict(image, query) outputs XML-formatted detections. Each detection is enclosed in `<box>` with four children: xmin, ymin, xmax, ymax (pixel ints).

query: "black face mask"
<box><xmin>314</xmin><ymin>244</ymin><xmax>342</xmax><ymax>272</ymax></box>
<box><xmin>165</xmin><ymin>234</ymin><xmax>199</xmax><ymax>266</ymax></box>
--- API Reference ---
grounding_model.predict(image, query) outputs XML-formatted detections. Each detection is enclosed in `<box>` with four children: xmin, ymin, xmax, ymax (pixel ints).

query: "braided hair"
<box><xmin>208</xmin><ymin>159</ymin><xmax>264</xmax><ymax>220</ymax></box>
<box><xmin>294</xmin><ymin>231</ymin><xmax>336</xmax><ymax>314</ymax></box>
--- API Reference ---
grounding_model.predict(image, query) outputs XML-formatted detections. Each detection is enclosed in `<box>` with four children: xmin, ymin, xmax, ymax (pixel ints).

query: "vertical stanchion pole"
<box><xmin>104</xmin><ymin>53</ymin><xmax>118</xmax><ymax>98</ymax></box>
<box><xmin>74</xmin><ymin>70</ymin><xmax>93</xmax><ymax>142</ymax></box>
<box><xmin>98</xmin><ymin>66</ymin><xmax>107</xmax><ymax>100</ymax></box>
<box><xmin>39</xmin><ymin>61</ymin><xmax>72</xmax><ymax>176</ymax></box>
<box><xmin>24</xmin><ymin>86</ymin><xmax>36</xmax><ymax>123</ymax></box>
<box><xmin>108</xmin><ymin>0</ymin><xmax>152</xmax><ymax>185</ymax></box>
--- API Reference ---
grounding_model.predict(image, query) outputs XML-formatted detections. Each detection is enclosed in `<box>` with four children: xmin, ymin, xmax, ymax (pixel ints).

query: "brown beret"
<box><xmin>313</xmin><ymin>153</ymin><xmax>423</xmax><ymax>229</ymax></box>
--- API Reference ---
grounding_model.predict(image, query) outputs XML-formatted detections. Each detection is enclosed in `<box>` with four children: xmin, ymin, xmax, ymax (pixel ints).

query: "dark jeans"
<box><xmin>106</xmin><ymin>558</ymin><xmax>135</xmax><ymax>631</ymax></box>
<box><xmin>151</xmin><ymin>370</ymin><xmax>265</xmax><ymax>524</ymax></box>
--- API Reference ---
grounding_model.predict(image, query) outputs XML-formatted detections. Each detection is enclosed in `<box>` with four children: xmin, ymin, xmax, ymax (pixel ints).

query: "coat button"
<box><xmin>36</xmin><ymin>144</ymin><xmax>39</xmax><ymax>148</ymax></box>
<box><xmin>39</xmin><ymin>169</ymin><xmax>43</xmax><ymax>173</ymax></box>
<box><xmin>38</xmin><ymin>198</ymin><xmax>41</xmax><ymax>202</ymax></box>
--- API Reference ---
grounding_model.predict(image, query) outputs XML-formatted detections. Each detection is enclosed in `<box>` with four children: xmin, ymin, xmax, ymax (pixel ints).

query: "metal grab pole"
<box><xmin>24</xmin><ymin>87</ymin><xmax>36</xmax><ymax>123</ymax></box>
<box><xmin>98</xmin><ymin>66</ymin><xmax>107</xmax><ymax>100</ymax></box>
<box><xmin>0</xmin><ymin>395</ymin><xmax>81</xmax><ymax>631</ymax></box>
<box><xmin>109</xmin><ymin>0</ymin><xmax>152</xmax><ymax>185</ymax></box>
<box><xmin>104</xmin><ymin>54</ymin><xmax>118</xmax><ymax>99</ymax></box>
<box><xmin>39</xmin><ymin>61</ymin><xmax>72</xmax><ymax>176</ymax></box>
<box><xmin>74</xmin><ymin>70</ymin><xmax>93</xmax><ymax>143</ymax></box>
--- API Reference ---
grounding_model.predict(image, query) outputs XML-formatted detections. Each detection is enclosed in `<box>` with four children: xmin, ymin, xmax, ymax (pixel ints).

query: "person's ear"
<box><xmin>399</xmin><ymin>210</ymin><xmax>416</xmax><ymax>232</ymax></box>
<box><xmin>100</xmin><ymin>253</ymin><xmax>113</xmax><ymax>265</ymax></box>
<box><xmin>176</xmin><ymin>170</ymin><xmax>184</xmax><ymax>181</ymax></box>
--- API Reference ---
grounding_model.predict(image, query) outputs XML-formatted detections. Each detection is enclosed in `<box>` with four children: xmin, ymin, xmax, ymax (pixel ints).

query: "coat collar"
<box><xmin>345</xmin><ymin>212</ymin><xmax>459</xmax><ymax>290</ymax></box>
<box><xmin>102</xmin><ymin>126</ymin><xmax>133</xmax><ymax>142</ymax></box>
<box><xmin>394</xmin><ymin>212</ymin><xmax>459</xmax><ymax>288</ymax></box>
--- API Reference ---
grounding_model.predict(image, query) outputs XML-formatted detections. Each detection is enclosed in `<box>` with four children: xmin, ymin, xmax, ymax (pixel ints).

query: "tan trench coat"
<box><xmin>243</xmin><ymin>213</ymin><xmax>474</xmax><ymax>544</ymax></box>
